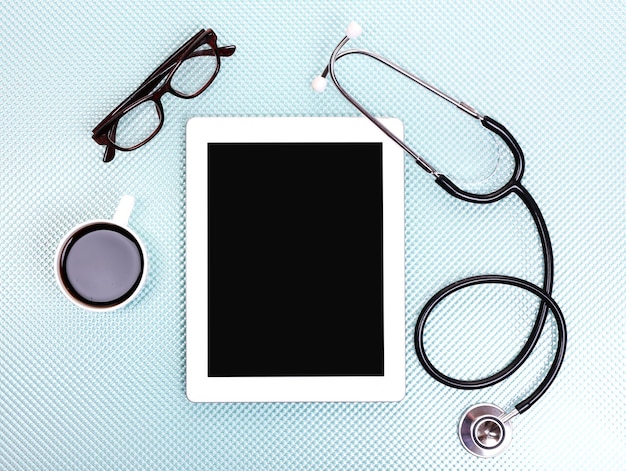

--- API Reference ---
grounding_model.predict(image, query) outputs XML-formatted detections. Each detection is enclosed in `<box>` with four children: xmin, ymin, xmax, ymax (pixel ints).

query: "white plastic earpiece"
<box><xmin>346</xmin><ymin>21</ymin><xmax>363</xmax><ymax>40</ymax></box>
<box><xmin>311</xmin><ymin>75</ymin><xmax>328</xmax><ymax>93</ymax></box>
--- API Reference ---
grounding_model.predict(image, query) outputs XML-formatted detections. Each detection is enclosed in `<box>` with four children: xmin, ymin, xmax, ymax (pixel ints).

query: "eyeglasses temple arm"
<box><xmin>216</xmin><ymin>45</ymin><xmax>236</xmax><ymax>57</ymax></box>
<box><xmin>136</xmin><ymin>46</ymin><xmax>235</xmax><ymax>93</ymax></box>
<box><xmin>103</xmin><ymin>145</ymin><xmax>116</xmax><ymax>163</ymax></box>
<box><xmin>102</xmin><ymin>125</ymin><xmax>117</xmax><ymax>162</ymax></box>
<box><xmin>134</xmin><ymin>45</ymin><xmax>235</xmax><ymax>94</ymax></box>
<box><xmin>144</xmin><ymin>44</ymin><xmax>235</xmax><ymax>81</ymax></box>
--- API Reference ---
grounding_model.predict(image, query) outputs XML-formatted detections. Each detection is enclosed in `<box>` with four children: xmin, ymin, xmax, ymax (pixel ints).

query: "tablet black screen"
<box><xmin>207</xmin><ymin>142</ymin><xmax>384</xmax><ymax>377</ymax></box>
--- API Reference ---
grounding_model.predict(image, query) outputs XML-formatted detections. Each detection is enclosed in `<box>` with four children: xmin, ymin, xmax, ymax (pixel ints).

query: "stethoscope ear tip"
<box><xmin>311</xmin><ymin>75</ymin><xmax>328</xmax><ymax>93</ymax></box>
<box><xmin>459</xmin><ymin>403</ymin><xmax>514</xmax><ymax>458</ymax></box>
<box><xmin>346</xmin><ymin>21</ymin><xmax>363</xmax><ymax>39</ymax></box>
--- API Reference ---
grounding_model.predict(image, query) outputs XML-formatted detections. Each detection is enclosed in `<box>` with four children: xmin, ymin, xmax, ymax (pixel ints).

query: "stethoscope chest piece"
<box><xmin>459</xmin><ymin>403</ymin><xmax>513</xmax><ymax>458</ymax></box>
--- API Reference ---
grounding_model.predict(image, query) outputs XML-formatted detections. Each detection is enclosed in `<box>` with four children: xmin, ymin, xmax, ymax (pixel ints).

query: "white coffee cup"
<box><xmin>54</xmin><ymin>195</ymin><xmax>148</xmax><ymax>311</ymax></box>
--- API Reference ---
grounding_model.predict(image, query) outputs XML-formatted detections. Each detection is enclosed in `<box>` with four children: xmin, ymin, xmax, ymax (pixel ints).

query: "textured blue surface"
<box><xmin>0</xmin><ymin>1</ymin><xmax>624</xmax><ymax>469</ymax></box>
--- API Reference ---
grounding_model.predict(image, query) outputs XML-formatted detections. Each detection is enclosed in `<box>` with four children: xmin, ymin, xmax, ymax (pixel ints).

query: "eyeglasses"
<box><xmin>92</xmin><ymin>29</ymin><xmax>236</xmax><ymax>163</ymax></box>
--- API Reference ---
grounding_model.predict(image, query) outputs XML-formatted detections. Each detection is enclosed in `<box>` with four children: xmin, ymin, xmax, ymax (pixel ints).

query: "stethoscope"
<box><xmin>313</xmin><ymin>22</ymin><xmax>567</xmax><ymax>457</ymax></box>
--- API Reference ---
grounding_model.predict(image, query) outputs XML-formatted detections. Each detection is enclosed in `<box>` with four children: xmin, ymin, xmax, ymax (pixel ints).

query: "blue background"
<box><xmin>0</xmin><ymin>1</ymin><xmax>624</xmax><ymax>469</ymax></box>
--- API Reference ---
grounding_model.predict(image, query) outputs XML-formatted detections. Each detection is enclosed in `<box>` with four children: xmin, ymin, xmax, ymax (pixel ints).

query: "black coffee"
<box><xmin>59</xmin><ymin>223</ymin><xmax>144</xmax><ymax>307</ymax></box>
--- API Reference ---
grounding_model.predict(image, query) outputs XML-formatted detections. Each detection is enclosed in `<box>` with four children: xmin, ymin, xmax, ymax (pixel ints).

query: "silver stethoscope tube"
<box><xmin>314</xmin><ymin>25</ymin><xmax>482</xmax><ymax>176</ymax></box>
<box><xmin>313</xmin><ymin>22</ymin><xmax>567</xmax><ymax>458</ymax></box>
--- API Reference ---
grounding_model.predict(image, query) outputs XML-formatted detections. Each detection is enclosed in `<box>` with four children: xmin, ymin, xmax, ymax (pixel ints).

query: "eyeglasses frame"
<box><xmin>92</xmin><ymin>28</ymin><xmax>236</xmax><ymax>162</ymax></box>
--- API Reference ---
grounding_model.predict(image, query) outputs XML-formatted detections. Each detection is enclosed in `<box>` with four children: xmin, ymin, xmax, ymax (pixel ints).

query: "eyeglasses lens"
<box><xmin>170</xmin><ymin>45</ymin><xmax>218</xmax><ymax>97</ymax></box>
<box><xmin>114</xmin><ymin>100</ymin><xmax>162</xmax><ymax>149</ymax></box>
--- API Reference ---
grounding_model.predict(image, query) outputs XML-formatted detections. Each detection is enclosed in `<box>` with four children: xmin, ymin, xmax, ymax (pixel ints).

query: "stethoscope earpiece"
<box><xmin>459</xmin><ymin>404</ymin><xmax>517</xmax><ymax>458</ymax></box>
<box><xmin>311</xmin><ymin>75</ymin><xmax>328</xmax><ymax>93</ymax></box>
<box><xmin>311</xmin><ymin>21</ymin><xmax>362</xmax><ymax>93</ymax></box>
<box><xmin>345</xmin><ymin>21</ymin><xmax>363</xmax><ymax>39</ymax></box>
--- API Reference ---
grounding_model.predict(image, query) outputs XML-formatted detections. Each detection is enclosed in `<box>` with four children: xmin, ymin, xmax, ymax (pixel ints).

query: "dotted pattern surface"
<box><xmin>0</xmin><ymin>1</ymin><xmax>624</xmax><ymax>469</ymax></box>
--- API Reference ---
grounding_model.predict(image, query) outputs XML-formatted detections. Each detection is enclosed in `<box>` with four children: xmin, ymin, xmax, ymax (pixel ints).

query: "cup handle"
<box><xmin>112</xmin><ymin>195</ymin><xmax>135</xmax><ymax>227</ymax></box>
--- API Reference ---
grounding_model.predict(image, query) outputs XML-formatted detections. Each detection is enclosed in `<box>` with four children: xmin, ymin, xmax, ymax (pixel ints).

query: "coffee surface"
<box><xmin>61</xmin><ymin>225</ymin><xmax>143</xmax><ymax>305</ymax></box>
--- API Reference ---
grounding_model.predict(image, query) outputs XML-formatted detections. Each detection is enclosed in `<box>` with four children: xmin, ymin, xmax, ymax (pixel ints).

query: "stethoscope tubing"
<box><xmin>420</xmin><ymin>183</ymin><xmax>556</xmax><ymax>377</ymax></box>
<box><xmin>414</xmin><ymin>274</ymin><xmax>566</xmax><ymax>414</ymax></box>
<box><xmin>322</xmin><ymin>35</ymin><xmax>566</xmax><ymax>416</ymax></box>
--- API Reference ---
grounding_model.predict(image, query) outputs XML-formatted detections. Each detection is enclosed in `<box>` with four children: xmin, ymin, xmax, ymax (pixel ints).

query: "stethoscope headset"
<box><xmin>312</xmin><ymin>22</ymin><xmax>566</xmax><ymax>457</ymax></box>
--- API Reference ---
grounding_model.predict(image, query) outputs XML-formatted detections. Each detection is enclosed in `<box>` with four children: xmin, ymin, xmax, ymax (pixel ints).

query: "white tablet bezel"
<box><xmin>186</xmin><ymin>116</ymin><xmax>405</xmax><ymax>403</ymax></box>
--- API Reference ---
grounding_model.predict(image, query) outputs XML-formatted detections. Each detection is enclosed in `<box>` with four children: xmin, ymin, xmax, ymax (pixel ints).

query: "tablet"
<box><xmin>185</xmin><ymin>116</ymin><xmax>405</xmax><ymax>403</ymax></box>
